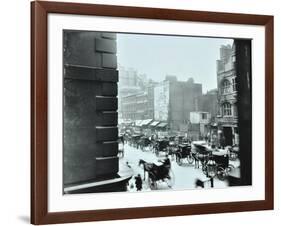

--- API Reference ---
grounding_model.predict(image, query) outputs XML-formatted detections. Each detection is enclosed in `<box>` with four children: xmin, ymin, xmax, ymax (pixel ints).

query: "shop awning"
<box><xmin>149</xmin><ymin>121</ymin><xmax>160</xmax><ymax>127</ymax></box>
<box><xmin>141</xmin><ymin>119</ymin><xmax>153</xmax><ymax>126</ymax></box>
<box><xmin>157</xmin><ymin>122</ymin><xmax>168</xmax><ymax>128</ymax></box>
<box><xmin>122</xmin><ymin>119</ymin><xmax>133</xmax><ymax>124</ymax></box>
<box><xmin>135</xmin><ymin>120</ymin><xmax>143</xmax><ymax>126</ymax></box>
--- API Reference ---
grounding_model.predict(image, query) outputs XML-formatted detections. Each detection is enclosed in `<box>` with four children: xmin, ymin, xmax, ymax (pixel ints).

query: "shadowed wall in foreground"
<box><xmin>63</xmin><ymin>31</ymin><xmax>119</xmax><ymax>186</ymax></box>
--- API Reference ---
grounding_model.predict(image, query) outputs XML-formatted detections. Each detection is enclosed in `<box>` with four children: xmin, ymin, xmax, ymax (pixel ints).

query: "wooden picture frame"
<box><xmin>31</xmin><ymin>1</ymin><xmax>274</xmax><ymax>224</ymax></box>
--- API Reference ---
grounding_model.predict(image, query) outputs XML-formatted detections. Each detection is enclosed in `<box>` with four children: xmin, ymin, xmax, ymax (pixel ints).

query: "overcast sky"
<box><xmin>117</xmin><ymin>33</ymin><xmax>233</xmax><ymax>93</ymax></box>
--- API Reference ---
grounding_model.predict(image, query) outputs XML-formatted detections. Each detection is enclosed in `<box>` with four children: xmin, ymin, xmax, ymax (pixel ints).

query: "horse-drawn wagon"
<box><xmin>154</xmin><ymin>139</ymin><xmax>169</xmax><ymax>156</ymax></box>
<box><xmin>192</xmin><ymin>141</ymin><xmax>235</xmax><ymax>180</ymax></box>
<box><xmin>139</xmin><ymin>136</ymin><xmax>152</xmax><ymax>151</ymax></box>
<box><xmin>139</xmin><ymin>157</ymin><xmax>175</xmax><ymax>190</ymax></box>
<box><xmin>175</xmin><ymin>143</ymin><xmax>194</xmax><ymax>165</ymax></box>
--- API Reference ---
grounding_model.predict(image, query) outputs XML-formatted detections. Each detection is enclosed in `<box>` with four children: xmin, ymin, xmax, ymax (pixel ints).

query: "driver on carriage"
<box><xmin>158</xmin><ymin>154</ymin><xmax>171</xmax><ymax>178</ymax></box>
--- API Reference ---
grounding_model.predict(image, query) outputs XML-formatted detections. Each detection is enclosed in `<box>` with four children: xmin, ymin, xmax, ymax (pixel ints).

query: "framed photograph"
<box><xmin>31</xmin><ymin>1</ymin><xmax>274</xmax><ymax>224</ymax></box>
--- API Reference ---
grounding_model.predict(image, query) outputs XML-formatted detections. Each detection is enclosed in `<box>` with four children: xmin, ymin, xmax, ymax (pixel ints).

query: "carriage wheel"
<box><xmin>225</xmin><ymin>164</ymin><xmax>235</xmax><ymax>175</ymax></box>
<box><xmin>217</xmin><ymin>167</ymin><xmax>227</xmax><ymax>181</ymax></box>
<box><xmin>187</xmin><ymin>155</ymin><xmax>194</xmax><ymax>164</ymax></box>
<box><xmin>165</xmin><ymin>170</ymin><xmax>175</xmax><ymax>188</ymax></box>
<box><xmin>148</xmin><ymin>174</ymin><xmax>157</xmax><ymax>190</ymax></box>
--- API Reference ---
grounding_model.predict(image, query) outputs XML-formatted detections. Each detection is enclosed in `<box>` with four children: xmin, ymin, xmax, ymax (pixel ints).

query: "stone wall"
<box><xmin>63</xmin><ymin>31</ymin><xmax>119</xmax><ymax>185</ymax></box>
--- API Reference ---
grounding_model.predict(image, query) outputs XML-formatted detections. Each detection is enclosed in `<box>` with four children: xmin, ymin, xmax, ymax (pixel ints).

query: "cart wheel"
<box><xmin>226</xmin><ymin>164</ymin><xmax>235</xmax><ymax>174</ymax></box>
<box><xmin>217</xmin><ymin>167</ymin><xmax>227</xmax><ymax>181</ymax></box>
<box><xmin>187</xmin><ymin>155</ymin><xmax>194</xmax><ymax>164</ymax></box>
<box><xmin>165</xmin><ymin>170</ymin><xmax>175</xmax><ymax>188</ymax></box>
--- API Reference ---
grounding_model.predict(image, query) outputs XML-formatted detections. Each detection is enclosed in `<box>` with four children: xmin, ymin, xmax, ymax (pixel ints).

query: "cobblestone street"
<box><xmin>120</xmin><ymin>143</ymin><xmax>239</xmax><ymax>192</ymax></box>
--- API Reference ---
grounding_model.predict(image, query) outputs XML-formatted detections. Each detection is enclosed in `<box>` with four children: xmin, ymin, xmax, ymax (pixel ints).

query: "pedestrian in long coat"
<box><xmin>135</xmin><ymin>174</ymin><xmax>143</xmax><ymax>191</ymax></box>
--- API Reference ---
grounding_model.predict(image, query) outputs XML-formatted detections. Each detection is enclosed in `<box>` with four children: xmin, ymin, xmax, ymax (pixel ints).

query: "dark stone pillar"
<box><xmin>235</xmin><ymin>39</ymin><xmax>252</xmax><ymax>186</ymax></box>
<box><xmin>63</xmin><ymin>31</ymin><xmax>119</xmax><ymax>186</ymax></box>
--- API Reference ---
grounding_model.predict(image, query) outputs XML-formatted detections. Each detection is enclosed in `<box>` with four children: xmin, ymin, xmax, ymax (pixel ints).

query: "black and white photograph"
<box><xmin>63</xmin><ymin>30</ymin><xmax>252</xmax><ymax>194</ymax></box>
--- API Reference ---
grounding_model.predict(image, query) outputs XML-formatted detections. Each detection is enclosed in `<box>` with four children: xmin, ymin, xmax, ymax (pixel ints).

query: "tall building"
<box><xmin>118</xmin><ymin>66</ymin><xmax>141</xmax><ymax>102</ymax></box>
<box><xmin>63</xmin><ymin>31</ymin><xmax>132</xmax><ymax>193</ymax></box>
<box><xmin>120</xmin><ymin>86</ymin><xmax>154</xmax><ymax>121</ymax></box>
<box><xmin>118</xmin><ymin>66</ymin><xmax>149</xmax><ymax>95</ymax></box>
<box><xmin>154</xmin><ymin>76</ymin><xmax>202</xmax><ymax>131</ymax></box>
<box><xmin>118</xmin><ymin>66</ymin><xmax>139</xmax><ymax>88</ymax></box>
<box><xmin>195</xmin><ymin>89</ymin><xmax>218</xmax><ymax>119</ymax></box>
<box><xmin>118</xmin><ymin>66</ymin><xmax>150</xmax><ymax>120</ymax></box>
<box><xmin>216</xmin><ymin>44</ymin><xmax>239</xmax><ymax>146</ymax></box>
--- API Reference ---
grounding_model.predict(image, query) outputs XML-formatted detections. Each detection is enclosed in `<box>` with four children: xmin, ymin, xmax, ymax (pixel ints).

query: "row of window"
<box><xmin>221</xmin><ymin>78</ymin><xmax>237</xmax><ymax>94</ymax></box>
<box><xmin>221</xmin><ymin>102</ymin><xmax>238</xmax><ymax>116</ymax></box>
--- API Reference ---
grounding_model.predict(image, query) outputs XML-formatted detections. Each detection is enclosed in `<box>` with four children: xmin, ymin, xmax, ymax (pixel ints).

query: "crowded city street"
<box><xmin>119</xmin><ymin>140</ymin><xmax>240</xmax><ymax>192</ymax></box>
<box><xmin>61</xmin><ymin>32</ymin><xmax>247</xmax><ymax>195</ymax></box>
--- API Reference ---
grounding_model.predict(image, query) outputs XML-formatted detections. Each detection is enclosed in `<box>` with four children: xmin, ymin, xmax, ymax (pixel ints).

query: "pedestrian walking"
<box><xmin>135</xmin><ymin>174</ymin><xmax>143</xmax><ymax>191</ymax></box>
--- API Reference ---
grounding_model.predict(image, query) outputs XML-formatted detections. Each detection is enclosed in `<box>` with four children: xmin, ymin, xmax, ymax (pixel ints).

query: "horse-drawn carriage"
<box><xmin>226</xmin><ymin>145</ymin><xmax>239</xmax><ymax>161</ymax></box>
<box><xmin>154</xmin><ymin>139</ymin><xmax>170</xmax><ymax>156</ymax></box>
<box><xmin>212</xmin><ymin>153</ymin><xmax>234</xmax><ymax>180</ymax></box>
<box><xmin>167</xmin><ymin>140</ymin><xmax>178</xmax><ymax>159</ymax></box>
<box><xmin>139</xmin><ymin>136</ymin><xmax>152</xmax><ymax>151</ymax></box>
<box><xmin>139</xmin><ymin>157</ymin><xmax>175</xmax><ymax>190</ymax></box>
<box><xmin>193</xmin><ymin>142</ymin><xmax>234</xmax><ymax>180</ymax></box>
<box><xmin>175</xmin><ymin>143</ymin><xmax>194</xmax><ymax>165</ymax></box>
<box><xmin>192</xmin><ymin>142</ymin><xmax>210</xmax><ymax>169</ymax></box>
<box><xmin>129</xmin><ymin>134</ymin><xmax>143</xmax><ymax>148</ymax></box>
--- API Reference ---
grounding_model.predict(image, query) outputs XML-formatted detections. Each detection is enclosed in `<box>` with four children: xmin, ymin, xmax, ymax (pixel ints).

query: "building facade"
<box><xmin>195</xmin><ymin>89</ymin><xmax>218</xmax><ymax>119</ymax></box>
<box><xmin>154</xmin><ymin>76</ymin><xmax>203</xmax><ymax>132</ymax></box>
<box><xmin>118</xmin><ymin>66</ymin><xmax>153</xmax><ymax>121</ymax></box>
<box><xmin>190</xmin><ymin>111</ymin><xmax>211</xmax><ymax>138</ymax></box>
<box><xmin>216</xmin><ymin>44</ymin><xmax>239</xmax><ymax>146</ymax></box>
<box><xmin>120</xmin><ymin>84</ymin><xmax>154</xmax><ymax>121</ymax></box>
<box><xmin>63</xmin><ymin>31</ymin><xmax>132</xmax><ymax>193</ymax></box>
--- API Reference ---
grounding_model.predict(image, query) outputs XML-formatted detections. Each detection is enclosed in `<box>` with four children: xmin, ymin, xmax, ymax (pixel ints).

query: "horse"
<box><xmin>192</xmin><ymin>153</ymin><xmax>200</xmax><ymax>168</ymax></box>
<box><xmin>193</xmin><ymin>153</ymin><xmax>210</xmax><ymax>169</ymax></box>
<box><xmin>138</xmin><ymin>159</ymin><xmax>155</xmax><ymax>181</ymax></box>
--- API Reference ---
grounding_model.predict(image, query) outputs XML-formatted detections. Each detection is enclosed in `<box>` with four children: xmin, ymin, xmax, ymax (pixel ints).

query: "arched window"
<box><xmin>221</xmin><ymin>79</ymin><xmax>231</xmax><ymax>94</ymax></box>
<box><xmin>222</xmin><ymin>102</ymin><xmax>232</xmax><ymax>116</ymax></box>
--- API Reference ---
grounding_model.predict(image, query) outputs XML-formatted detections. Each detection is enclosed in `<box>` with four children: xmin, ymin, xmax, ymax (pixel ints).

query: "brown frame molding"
<box><xmin>31</xmin><ymin>1</ymin><xmax>274</xmax><ymax>224</ymax></box>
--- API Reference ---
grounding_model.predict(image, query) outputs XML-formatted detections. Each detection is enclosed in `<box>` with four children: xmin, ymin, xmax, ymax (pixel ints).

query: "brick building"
<box><xmin>216</xmin><ymin>44</ymin><xmax>239</xmax><ymax>146</ymax></box>
<box><xmin>154</xmin><ymin>76</ymin><xmax>202</xmax><ymax>132</ymax></box>
<box><xmin>195</xmin><ymin>89</ymin><xmax>218</xmax><ymax>119</ymax></box>
<box><xmin>120</xmin><ymin>84</ymin><xmax>154</xmax><ymax>121</ymax></box>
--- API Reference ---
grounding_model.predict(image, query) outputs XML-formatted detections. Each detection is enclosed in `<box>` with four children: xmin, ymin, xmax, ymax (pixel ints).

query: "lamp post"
<box><xmin>207</xmin><ymin>157</ymin><xmax>217</xmax><ymax>188</ymax></box>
